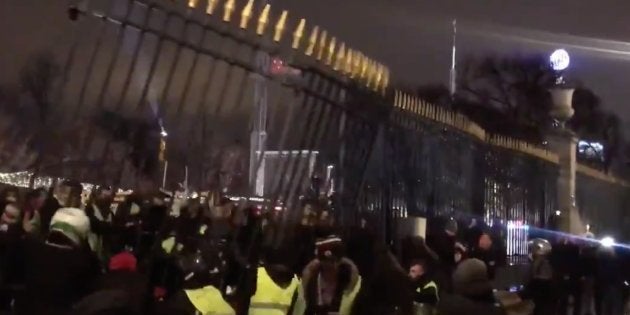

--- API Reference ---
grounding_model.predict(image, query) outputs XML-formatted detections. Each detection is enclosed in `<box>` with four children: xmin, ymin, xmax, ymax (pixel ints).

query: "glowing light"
<box><xmin>160</xmin><ymin>129</ymin><xmax>168</xmax><ymax>137</ymax></box>
<box><xmin>601</xmin><ymin>236</ymin><xmax>615</xmax><ymax>247</ymax></box>
<box><xmin>555</xmin><ymin>210</ymin><xmax>561</xmax><ymax>216</ymax></box>
<box><xmin>550</xmin><ymin>49</ymin><xmax>570</xmax><ymax>70</ymax></box>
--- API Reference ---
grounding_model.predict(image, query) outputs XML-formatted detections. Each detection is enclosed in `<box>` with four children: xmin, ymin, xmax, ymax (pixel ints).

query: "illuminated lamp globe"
<box><xmin>550</xmin><ymin>49</ymin><xmax>570</xmax><ymax>71</ymax></box>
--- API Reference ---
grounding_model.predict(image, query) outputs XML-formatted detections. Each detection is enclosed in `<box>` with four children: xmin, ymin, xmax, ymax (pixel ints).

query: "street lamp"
<box><xmin>548</xmin><ymin>49</ymin><xmax>574</xmax><ymax>127</ymax></box>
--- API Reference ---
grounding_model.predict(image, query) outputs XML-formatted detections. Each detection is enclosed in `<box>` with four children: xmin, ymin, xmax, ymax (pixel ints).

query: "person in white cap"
<box><xmin>15</xmin><ymin>207</ymin><xmax>100</xmax><ymax>315</ymax></box>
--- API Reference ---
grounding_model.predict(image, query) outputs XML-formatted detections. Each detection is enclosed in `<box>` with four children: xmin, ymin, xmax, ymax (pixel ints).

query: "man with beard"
<box><xmin>85</xmin><ymin>186</ymin><xmax>115</xmax><ymax>261</ymax></box>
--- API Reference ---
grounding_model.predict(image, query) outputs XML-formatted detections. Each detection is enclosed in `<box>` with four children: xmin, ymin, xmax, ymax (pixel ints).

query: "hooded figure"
<box><xmin>16</xmin><ymin>207</ymin><xmax>100</xmax><ymax>315</ymax></box>
<box><xmin>292</xmin><ymin>236</ymin><xmax>362</xmax><ymax>315</ymax></box>
<box><xmin>437</xmin><ymin>258</ymin><xmax>505</xmax><ymax>315</ymax></box>
<box><xmin>520</xmin><ymin>238</ymin><xmax>554</xmax><ymax>315</ymax></box>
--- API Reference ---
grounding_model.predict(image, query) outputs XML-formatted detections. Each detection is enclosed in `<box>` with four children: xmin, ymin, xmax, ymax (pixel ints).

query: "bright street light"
<box><xmin>600</xmin><ymin>236</ymin><xmax>615</xmax><ymax>247</ymax></box>
<box><xmin>550</xmin><ymin>49</ymin><xmax>570</xmax><ymax>71</ymax></box>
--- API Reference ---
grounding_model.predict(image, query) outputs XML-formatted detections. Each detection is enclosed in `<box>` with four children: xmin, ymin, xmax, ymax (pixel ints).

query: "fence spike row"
<box><xmin>239</xmin><ymin>0</ymin><xmax>254</xmax><ymax>29</ymax></box>
<box><xmin>206</xmin><ymin>0</ymin><xmax>219</xmax><ymax>15</ymax></box>
<box><xmin>333</xmin><ymin>42</ymin><xmax>345</xmax><ymax>71</ymax></box>
<box><xmin>394</xmin><ymin>90</ymin><xmax>399</xmax><ymax>108</ymax></box>
<box><xmin>366</xmin><ymin>60</ymin><xmax>374</xmax><ymax>88</ymax></box>
<box><xmin>273</xmin><ymin>10</ymin><xmax>288</xmax><ymax>42</ymax></box>
<box><xmin>305</xmin><ymin>26</ymin><xmax>318</xmax><ymax>56</ymax></box>
<box><xmin>223</xmin><ymin>0</ymin><xmax>235</xmax><ymax>22</ymax></box>
<box><xmin>403</xmin><ymin>94</ymin><xmax>409</xmax><ymax>110</ymax></box>
<box><xmin>256</xmin><ymin>4</ymin><xmax>270</xmax><ymax>35</ymax></box>
<box><xmin>292</xmin><ymin>18</ymin><xmax>306</xmax><ymax>49</ymax></box>
<box><xmin>188</xmin><ymin>0</ymin><xmax>199</xmax><ymax>8</ymax></box>
<box><xmin>326</xmin><ymin>37</ymin><xmax>336</xmax><ymax>65</ymax></box>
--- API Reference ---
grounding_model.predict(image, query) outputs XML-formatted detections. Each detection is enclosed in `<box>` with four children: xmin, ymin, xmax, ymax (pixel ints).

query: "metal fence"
<box><xmin>17</xmin><ymin>0</ymin><xmax>629</xmax><ymax>242</ymax></box>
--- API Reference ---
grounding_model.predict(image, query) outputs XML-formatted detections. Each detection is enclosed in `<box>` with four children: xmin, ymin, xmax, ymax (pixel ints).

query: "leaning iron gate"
<box><xmin>52</xmin><ymin>0</ymin><xmax>390</xmax><ymax>227</ymax></box>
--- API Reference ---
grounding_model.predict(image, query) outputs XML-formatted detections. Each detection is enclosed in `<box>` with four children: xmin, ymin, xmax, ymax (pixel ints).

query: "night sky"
<box><xmin>3</xmin><ymin>0</ymin><xmax>630</xmax><ymax>133</ymax></box>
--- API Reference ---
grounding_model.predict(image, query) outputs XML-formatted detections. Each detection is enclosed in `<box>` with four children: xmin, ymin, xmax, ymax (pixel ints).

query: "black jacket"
<box><xmin>15</xmin><ymin>237</ymin><xmax>100</xmax><ymax>315</ymax></box>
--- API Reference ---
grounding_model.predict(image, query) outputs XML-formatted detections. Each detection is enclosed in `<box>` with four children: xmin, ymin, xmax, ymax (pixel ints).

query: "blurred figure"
<box><xmin>520</xmin><ymin>238</ymin><xmax>554</xmax><ymax>315</ymax></box>
<box><xmin>156</xmin><ymin>246</ymin><xmax>234</xmax><ymax>315</ymax></box>
<box><xmin>471</xmin><ymin>233</ymin><xmax>499</xmax><ymax>280</ymax></box>
<box><xmin>408</xmin><ymin>259</ymin><xmax>439</xmax><ymax>314</ymax></box>
<box><xmin>293</xmin><ymin>236</ymin><xmax>362</xmax><ymax>315</ymax></box>
<box><xmin>16</xmin><ymin>207</ymin><xmax>100</xmax><ymax>315</ymax></box>
<box><xmin>595</xmin><ymin>244</ymin><xmax>623</xmax><ymax>315</ymax></box>
<box><xmin>85</xmin><ymin>186</ymin><xmax>115</xmax><ymax>261</ymax></box>
<box><xmin>579</xmin><ymin>235</ymin><xmax>597</xmax><ymax>315</ymax></box>
<box><xmin>40</xmin><ymin>180</ymin><xmax>84</xmax><ymax>235</ymax></box>
<box><xmin>552</xmin><ymin>237</ymin><xmax>581</xmax><ymax>315</ymax></box>
<box><xmin>427</xmin><ymin>218</ymin><xmax>458</xmax><ymax>293</ymax></box>
<box><xmin>437</xmin><ymin>258</ymin><xmax>505</xmax><ymax>315</ymax></box>
<box><xmin>22</xmin><ymin>188</ymin><xmax>46</xmax><ymax>235</ymax></box>
<box><xmin>454</xmin><ymin>246</ymin><xmax>466</xmax><ymax>265</ymax></box>
<box><xmin>0</xmin><ymin>203</ymin><xmax>23</xmax><ymax>312</ymax></box>
<box><xmin>72</xmin><ymin>251</ymin><xmax>148</xmax><ymax>315</ymax></box>
<box><xmin>247</xmin><ymin>246</ymin><xmax>300</xmax><ymax>314</ymax></box>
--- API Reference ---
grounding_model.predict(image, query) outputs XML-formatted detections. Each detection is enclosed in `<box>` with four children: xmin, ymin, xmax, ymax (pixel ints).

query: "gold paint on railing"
<box><xmin>333</xmin><ymin>42</ymin><xmax>346</xmax><ymax>71</ymax></box>
<box><xmin>292</xmin><ymin>18</ymin><xmax>306</xmax><ymax>49</ymax></box>
<box><xmin>273</xmin><ymin>10</ymin><xmax>287</xmax><ymax>42</ymax></box>
<box><xmin>326</xmin><ymin>37</ymin><xmax>336</xmax><ymax>66</ymax></box>
<box><xmin>206</xmin><ymin>0</ymin><xmax>218</xmax><ymax>15</ymax></box>
<box><xmin>317</xmin><ymin>30</ymin><xmax>327</xmax><ymax>61</ymax></box>
<box><xmin>222</xmin><ymin>0</ymin><xmax>235</xmax><ymax>22</ymax></box>
<box><xmin>305</xmin><ymin>26</ymin><xmax>318</xmax><ymax>56</ymax></box>
<box><xmin>256</xmin><ymin>4</ymin><xmax>270</xmax><ymax>35</ymax></box>
<box><xmin>239</xmin><ymin>0</ymin><xmax>253</xmax><ymax>29</ymax></box>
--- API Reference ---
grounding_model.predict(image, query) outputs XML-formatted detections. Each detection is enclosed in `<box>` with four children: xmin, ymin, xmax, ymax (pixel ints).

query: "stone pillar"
<box><xmin>547</xmin><ymin>88</ymin><xmax>583</xmax><ymax>234</ymax></box>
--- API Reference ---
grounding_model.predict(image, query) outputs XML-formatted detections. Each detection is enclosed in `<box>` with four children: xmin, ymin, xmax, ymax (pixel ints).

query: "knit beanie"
<box><xmin>50</xmin><ymin>207</ymin><xmax>90</xmax><ymax>246</ymax></box>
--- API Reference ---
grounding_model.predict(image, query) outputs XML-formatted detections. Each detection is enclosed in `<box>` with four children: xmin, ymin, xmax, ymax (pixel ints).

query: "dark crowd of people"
<box><xmin>0</xmin><ymin>180</ymin><xmax>629</xmax><ymax>315</ymax></box>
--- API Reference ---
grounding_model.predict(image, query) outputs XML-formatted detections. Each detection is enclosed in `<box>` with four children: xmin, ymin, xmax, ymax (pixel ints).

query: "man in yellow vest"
<box><xmin>157</xmin><ymin>247</ymin><xmax>235</xmax><ymax>315</ymax></box>
<box><xmin>408</xmin><ymin>259</ymin><xmax>439</xmax><ymax>315</ymax></box>
<box><xmin>248</xmin><ymin>246</ymin><xmax>301</xmax><ymax>314</ymax></box>
<box><xmin>292</xmin><ymin>235</ymin><xmax>362</xmax><ymax>315</ymax></box>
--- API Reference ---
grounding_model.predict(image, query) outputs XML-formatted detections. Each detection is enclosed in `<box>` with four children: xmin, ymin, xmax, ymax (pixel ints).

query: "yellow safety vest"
<box><xmin>249</xmin><ymin>267</ymin><xmax>300</xmax><ymax>315</ymax></box>
<box><xmin>415</xmin><ymin>281</ymin><xmax>439</xmax><ymax>301</ymax></box>
<box><xmin>414</xmin><ymin>281</ymin><xmax>438</xmax><ymax>315</ymax></box>
<box><xmin>185</xmin><ymin>285</ymin><xmax>235</xmax><ymax>315</ymax></box>
<box><xmin>292</xmin><ymin>275</ymin><xmax>362</xmax><ymax>315</ymax></box>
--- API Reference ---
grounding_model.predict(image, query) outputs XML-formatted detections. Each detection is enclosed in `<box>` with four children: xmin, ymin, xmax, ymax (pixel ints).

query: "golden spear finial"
<box><xmin>316</xmin><ymin>30</ymin><xmax>327</xmax><ymax>61</ymax></box>
<box><xmin>273</xmin><ymin>10</ymin><xmax>288</xmax><ymax>42</ymax></box>
<box><xmin>352</xmin><ymin>52</ymin><xmax>362</xmax><ymax>79</ymax></box>
<box><xmin>345</xmin><ymin>49</ymin><xmax>353</xmax><ymax>75</ymax></box>
<box><xmin>366</xmin><ymin>59</ymin><xmax>375</xmax><ymax>88</ymax></box>
<box><xmin>382</xmin><ymin>67</ymin><xmax>390</xmax><ymax>93</ymax></box>
<box><xmin>325</xmin><ymin>37</ymin><xmax>336</xmax><ymax>65</ymax></box>
<box><xmin>333</xmin><ymin>42</ymin><xmax>345</xmax><ymax>71</ymax></box>
<box><xmin>188</xmin><ymin>0</ymin><xmax>199</xmax><ymax>8</ymax></box>
<box><xmin>360</xmin><ymin>56</ymin><xmax>369</xmax><ymax>81</ymax></box>
<box><xmin>305</xmin><ymin>26</ymin><xmax>319</xmax><ymax>56</ymax></box>
<box><xmin>239</xmin><ymin>0</ymin><xmax>253</xmax><ymax>29</ymax></box>
<box><xmin>256</xmin><ymin>4</ymin><xmax>270</xmax><ymax>35</ymax></box>
<box><xmin>223</xmin><ymin>0</ymin><xmax>235</xmax><ymax>22</ymax></box>
<box><xmin>292</xmin><ymin>18</ymin><xmax>306</xmax><ymax>49</ymax></box>
<box><xmin>206</xmin><ymin>0</ymin><xmax>219</xmax><ymax>15</ymax></box>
